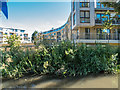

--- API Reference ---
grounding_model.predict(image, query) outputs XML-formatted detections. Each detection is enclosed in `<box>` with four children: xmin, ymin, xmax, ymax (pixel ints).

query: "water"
<box><xmin>2</xmin><ymin>74</ymin><xmax>118</xmax><ymax>88</ymax></box>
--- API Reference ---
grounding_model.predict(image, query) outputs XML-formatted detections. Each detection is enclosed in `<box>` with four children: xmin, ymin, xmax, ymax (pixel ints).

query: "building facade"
<box><xmin>0</xmin><ymin>27</ymin><xmax>31</xmax><ymax>44</ymax></box>
<box><xmin>71</xmin><ymin>0</ymin><xmax>120</xmax><ymax>44</ymax></box>
<box><xmin>38</xmin><ymin>0</ymin><xmax>120</xmax><ymax>44</ymax></box>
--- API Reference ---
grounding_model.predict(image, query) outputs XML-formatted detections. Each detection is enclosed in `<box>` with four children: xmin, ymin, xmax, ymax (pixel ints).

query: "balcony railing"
<box><xmin>72</xmin><ymin>33</ymin><xmax>120</xmax><ymax>40</ymax></box>
<box><xmin>95</xmin><ymin>19</ymin><xmax>120</xmax><ymax>24</ymax></box>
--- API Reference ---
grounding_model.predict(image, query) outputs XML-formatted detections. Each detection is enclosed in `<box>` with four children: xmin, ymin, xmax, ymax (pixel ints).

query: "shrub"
<box><xmin>0</xmin><ymin>41</ymin><xmax>119</xmax><ymax>79</ymax></box>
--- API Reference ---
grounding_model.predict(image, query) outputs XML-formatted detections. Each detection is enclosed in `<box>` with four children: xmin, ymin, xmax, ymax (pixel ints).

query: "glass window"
<box><xmin>96</xmin><ymin>2</ymin><xmax>107</xmax><ymax>8</ymax></box>
<box><xmin>85</xmin><ymin>28</ymin><xmax>90</xmax><ymax>33</ymax></box>
<box><xmin>96</xmin><ymin>13</ymin><xmax>110</xmax><ymax>23</ymax></box>
<box><xmin>80</xmin><ymin>11</ymin><xmax>90</xmax><ymax>23</ymax></box>
<box><xmin>24</xmin><ymin>34</ymin><xmax>27</xmax><ymax>37</ymax></box>
<box><xmin>96</xmin><ymin>13</ymin><xmax>101</xmax><ymax>20</ymax></box>
<box><xmin>86</xmin><ymin>11</ymin><xmax>90</xmax><ymax>17</ymax></box>
<box><xmin>80</xmin><ymin>0</ymin><xmax>89</xmax><ymax>8</ymax></box>
<box><xmin>80</xmin><ymin>12</ymin><xmax>84</xmax><ymax>17</ymax></box>
<box><xmin>11</xmin><ymin>29</ymin><xmax>14</xmax><ymax>32</ymax></box>
<box><xmin>20</xmin><ymin>30</ymin><xmax>25</xmax><ymax>33</ymax></box>
<box><xmin>15</xmin><ymin>29</ymin><xmax>18</xmax><ymax>32</ymax></box>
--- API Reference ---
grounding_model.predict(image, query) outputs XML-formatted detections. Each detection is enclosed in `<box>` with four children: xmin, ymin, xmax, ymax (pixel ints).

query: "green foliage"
<box><xmin>0</xmin><ymin>41</ymin><xmax>119</xmax><ymax>79</ymax></box>
<box><xmin>101</xmin><ymin>1</ymin><xmax>120</xmax><ymax>14</ymax></box>
<box><xmin>31</xmin><ymin>30</ymin><xmax>38</xmax><ymax>45</ymax></box>
<box><xmin>6</xmin><ymin>34</ymin><xmax>21</xmax><ymax>47</ymax></box>
<box><xmin>6</xmin><ymin>34</ymin><xmax>21</xmax><ymax>53</ymax></box>
<box><xmin>102</xmin><ymin>10</ymin><xmax>115</xmax><ymax>31</ymax></box>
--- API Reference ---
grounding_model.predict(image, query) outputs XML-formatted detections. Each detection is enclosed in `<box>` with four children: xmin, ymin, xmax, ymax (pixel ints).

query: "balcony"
<box><xmin>72</xmin><ymin>33</ymin><xmax>120</xmax><ymax>44</ymax></box>
<box><xmin>95</xmin><ymin>19</ymin><xmax>120</xmax><ymax>25</ymax></box>
<box><xmin>95</xmin><ymin>3</ymin><xmax>114</xmax><ymax>11</ymax></box>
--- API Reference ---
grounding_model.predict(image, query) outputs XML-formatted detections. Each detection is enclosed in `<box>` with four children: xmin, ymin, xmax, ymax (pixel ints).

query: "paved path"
<box><xmin>2</xmin><ymin>74</ymin><xmax>118</xmax><ymax>88</ymax></box>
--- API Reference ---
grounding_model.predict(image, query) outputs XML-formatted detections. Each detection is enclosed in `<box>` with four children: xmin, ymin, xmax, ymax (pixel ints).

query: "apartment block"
<box><xmin>71</xmin><ymin>0</ymin><xmax>120</xmax><ymax>43</ymax></box>
<box><xmin>0</xmin><ymin>27</ymin><xmax>31</xmax><ymax>44</ymax></box>
<box><xmin>38</xmin><ymin>0</ymin><xmax>120</xmax><ymax>44</ymax></box>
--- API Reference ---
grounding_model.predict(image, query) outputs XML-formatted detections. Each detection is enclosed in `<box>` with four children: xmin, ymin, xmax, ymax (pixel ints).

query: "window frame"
<box><xmin>96</xmin><ymin>2</ymin><xmax>107</xmax><ymax>8</ymax></box>
<box><xmin>80</xmin><ymin>11</ymin><xmax>90</xmax><ymax>23</ymax></box>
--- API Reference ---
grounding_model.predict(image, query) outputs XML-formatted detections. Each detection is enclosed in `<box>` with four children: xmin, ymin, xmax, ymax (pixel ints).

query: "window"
<box><xmin>85</xmin><ymin>28</ymin><xmax>90</xmax><ymax>39</ymax></box>
<box><xmin>80</xmin><ymin>0</ymin><xmax>89</xmax><ymax>8</ymax></box>
<box><xmin>20</xmin><ymin>34</ymin><xmax>22</xmax><ymax>36</ymax></box>
<box><xmin>96</xmin><ymin>1</ymin><xmax>107</xmax><ymax>8</ymax></box>
<box><xmin>85</xmin><ymin>28</ymin><xmax>90</xmax><ymax>34</ymax></box>
<box><xmin>11</xmin><ymin>29</ymin><xmax>14</xmax><ymax>32</ymax></box>
<box><xmin>54</xmin><ymin>33</ymin><xmax>56</xmax><ymax>35</ymax></box>
<box><xmin>20</xmin><ymin>30</ymin><xmax>25</xmax><ymax>33</ymax></box>
<box><xmin>96</xmin><ymin>13</ymin><xmax>110</xmax><ymax>23</ymax></box>
<box><xmin>80</xmin><ymin>11</ymin><xmax>90</xmax><ymax>23</ymax></box>
<box><xmin>24</xmin><ymin>34</ymin><xmax>27</xmax><ymax>37</ymax></box>
<box><xmin>73</xmin><ymin>13</ymin><xmax>76</xmax><ymax>25</ymax></box>
<box><xmin>15</xmin><ymin>29</ymin><xmax>18</xmax><ymax>32</ymax></box>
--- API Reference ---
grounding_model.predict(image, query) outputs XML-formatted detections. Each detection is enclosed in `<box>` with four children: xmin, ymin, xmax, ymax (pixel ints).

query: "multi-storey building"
<box><xmin>38</xmin><ymin>0</ymin><xmax>120</xmax><ymax>44</ymax></box>
<box><xmin>71</xmin><ymin>0</ymin><xmax>120</xmax><ymax>44</ymax></box>
<box><xmin>0</xmin><ymin>27</ymin><xmax>31</xmax><ymax>44</ymax></box>
<box><xmin>38</xmin><ymin>14</ymin><xmax>72</xmax><ymax>42</ymax></box>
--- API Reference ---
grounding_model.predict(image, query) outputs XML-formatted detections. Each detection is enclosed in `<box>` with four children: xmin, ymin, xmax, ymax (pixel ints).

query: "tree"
<box><xmin>102</xmin><ymin>10</ymin><xmax>115</xmax><ymax>43</ymax></box>
<box><xmin>101</xmin><ymin>1</ymin><xmax>120</xmax><ymax>41</ymax></box>
<box><xmin>6</xmin><ymin>34</ymin><xmax>21</xmax><ymax>52</ymax></box>
<box><xmin>31</xmin><ymin>30</ymin><xmax>38</xmax><ymax>44</ymax></box>
<box><xmin>101</xmin><ymin>1</ymin><xmax>120</xmax><ymax>14</ymax></box>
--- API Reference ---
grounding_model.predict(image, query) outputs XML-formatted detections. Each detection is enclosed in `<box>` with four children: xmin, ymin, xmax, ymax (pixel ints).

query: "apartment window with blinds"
<box><xmin>80</xmin><ymin>0</ymin><xmax>90</xmax><ymax>8</ymax></box>
<box><xmin>80</xmin><ymin>11</ymin><xmax>90</xmax><ymax>23</ymax></box>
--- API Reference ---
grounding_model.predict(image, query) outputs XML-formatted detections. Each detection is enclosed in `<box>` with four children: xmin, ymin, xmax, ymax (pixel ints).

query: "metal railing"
<box><xmin>73</xmin><ymin>33</ymin><xmax>120</xmax><ymax>40</ymax></box>
<box><xmin>95</xmin><ymin>19</ymin><xmax>120</xmax><ymax>24</ymax></box>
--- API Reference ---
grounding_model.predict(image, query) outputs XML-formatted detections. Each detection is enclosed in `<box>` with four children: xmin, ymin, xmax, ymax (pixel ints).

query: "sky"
<box><xmin>1</xmin><ymin>1</ymin><xmax>71</xmax><ymax>37</ymax></box>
